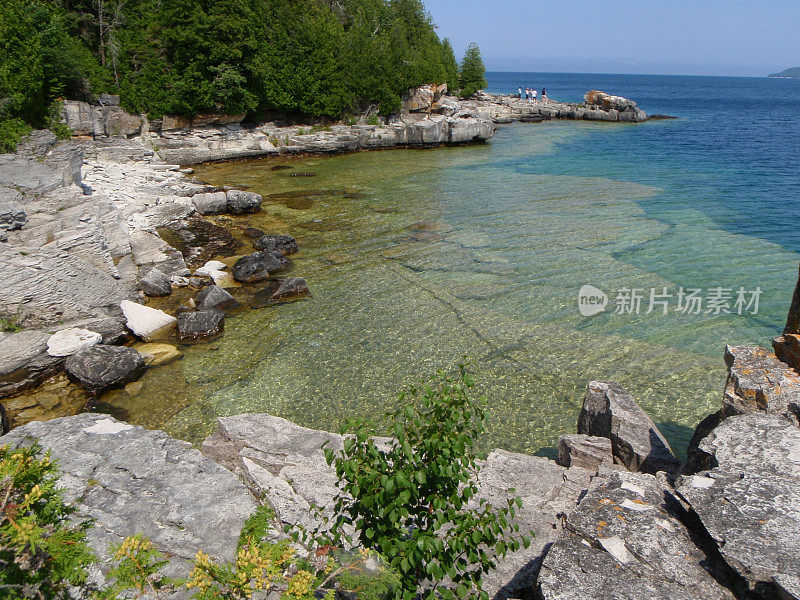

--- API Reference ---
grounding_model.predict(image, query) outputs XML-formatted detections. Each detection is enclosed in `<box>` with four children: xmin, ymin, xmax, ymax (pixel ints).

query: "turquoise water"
<box><xmin>107</xmin><ymin>73</ymin><xmax>800</xmax><ymax>457</ymax></box>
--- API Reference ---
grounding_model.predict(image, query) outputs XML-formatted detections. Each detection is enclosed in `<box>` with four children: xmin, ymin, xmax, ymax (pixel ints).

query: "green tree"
<box><xmin>440</xmin><ymin>38</ymin><xmax>460</xmax><ymax>94</ymax></box>
<box><xmin>315</xmin><ymin>363</ymin><xmax>529</xmax><ymax>600</ymax></box>
<box><xmin>458</xmin><ymin>42</ymin><xmax>487</xmax><ymax>98</ymax></box>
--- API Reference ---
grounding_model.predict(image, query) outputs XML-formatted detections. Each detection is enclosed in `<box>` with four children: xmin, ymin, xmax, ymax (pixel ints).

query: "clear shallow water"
<box><xmin>103</xmin><ymin>73</ymin><xmax>800</xmax><ymax>457</ymax></box>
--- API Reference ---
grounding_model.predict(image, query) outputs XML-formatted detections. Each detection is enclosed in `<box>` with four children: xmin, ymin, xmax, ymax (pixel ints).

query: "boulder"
<box><xmin>0</xmin><ymin>200</ymin><xmax>27</xmax><ymax>231</ymax></box>
<box><xmin>403</xmin><ymin>84</ymin><xmax>436</xmax><ymax>112</ymax></box>
<box><xmin>677</xmin><ymin>413</ymin><xmax>800</xmax><ymax>595</ymax></box>
<box><xmin>557</xmin><ymin>434</ymin><xmax>613</xmax><ymax>472</ymax></box>
<box><xmin>225</xmin><ymin>190</ymin><xmax>262</xmax><ymax>214</ymax></box>
<box><xmin>192</xmin><ymin>191</ymin><xmax>228</xmax><ymax>215</ymax></box>
<box><xmin>538</xmin><ymin>471</ymin><xmax>738</xmax><ymax>600</ymax></box>
<box><xmin>0</xmin><ymin>414</ymin><xmax>257</xmax><ymax>581</ymax></box>
<box><xmin>64</xmin><ymin>345</ymin><xmax>145</xmax><ymax>395</ymax></box>
<box><xmin>195</xmin><ymin>285</ymin><xmax>239</xmax><ymax>312</ymax></box>
<box><xmin>723</xmin><ymin>345</ymin><xmax>800</xmax><ymax>425</ymax></box>
<box><xmin>120</xmin><ymin>300</ymin><xmax>177</xmax><ymax>341</ymax></box>
<box><xmin>139</xmin><ymin>267</ymin><xmax>172</xmax><ymax>297</ymax></box>
<box><xmin>15</xmin><ymin>129</ymin><xmax>57</xmax><ymax>156</ymax></box>
<box><xmin>232</xmin><ymin>251</ymin><xmax>290</xmax><ymax>283</ymax></box>
<box><xmin>46</xmin><ymin>327</ymin><xmax>102</xmax><ymax>357</ymax></box>
<box><xmin>253</xmin><ymin>234</ymin><xmax>298</xmax><ymax>255</ymax></box>
<box><xmin>97</xmin><ymin>93</ymin><xmax>120</xmax><ymax>106</ymax></box>
<box><xmin>131</xmin><ymin>342</ymin><xmax>182</xmax><ymax>367</ymax></box>
<box><xmin>176</xmin><ymin>310</ymin><xmax>224</xmax><ymax>342</ymax></box>
<box><xmin>578</xmin><ymin>381</ymin><xmax>680</xmax><ymax>475</ymax></box>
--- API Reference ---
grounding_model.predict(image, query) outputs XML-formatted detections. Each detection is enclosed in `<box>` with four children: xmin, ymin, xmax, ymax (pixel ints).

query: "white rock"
<box><xmin>46</xmin><ymin>328</ymin><xmax>102</xmax><ymax>357</ymax></box>
<box><xmin>598</xmin><ymin>535</ymin><xmax>633</xmax><ymax>564</ymax></box>
<box><xmin>195</xmin><ymin>260</ymin><xmax>227</xmax><ymax>277</ymax></box>
<box><xmin>120</xmin><ymin>300</ymin><xmax>177</xmax><ymax>341</ymax></box>
<box><xmin>84</xmin><ymin>418</ymin><xmax>134</xmax><ymax>435</ymax></box>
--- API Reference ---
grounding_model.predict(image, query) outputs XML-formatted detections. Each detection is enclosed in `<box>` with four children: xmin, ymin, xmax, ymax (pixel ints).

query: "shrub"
<box><xmin>314</xmin><ymin>362</ymin><xmax>530</xmax><ymax>600</ymax></box>
<box><xmin>0</xmin><ymin>118</ymin><xmax>32</xmax><ymax>153</ymax></box>
<box><xmin>0</xmin><ymin>444</ymin><xmax>95</xmax><ymax>599</ymax></box>
<box><xmin>367</xmin><ymin>115</ymin><xmax>380</xmax><ymax>126</ymax></box>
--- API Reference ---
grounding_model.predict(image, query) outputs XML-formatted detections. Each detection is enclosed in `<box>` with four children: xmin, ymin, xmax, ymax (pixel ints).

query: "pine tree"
<box><xmin>458</xmin><ymin>42</ymin><xmax>487</xmax><ymax>98</ymax></box>
<box><xmin>440</xmin><ymin>37</ymin><xmax>459</xmax><ymax>93</ymax></box>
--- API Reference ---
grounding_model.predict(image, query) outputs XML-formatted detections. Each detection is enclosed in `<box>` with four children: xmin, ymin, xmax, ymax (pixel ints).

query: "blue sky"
<box><xmin>425</xmin><ymin>0</ymin><xmax>800</xmax><ymax>76</ymax></box>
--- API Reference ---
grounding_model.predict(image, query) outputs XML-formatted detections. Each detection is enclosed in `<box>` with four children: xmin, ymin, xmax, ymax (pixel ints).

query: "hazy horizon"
<box><xmin>426</xmin><ymin>0</ymin><xmax>799</xmax><ymax>78</ymax></box>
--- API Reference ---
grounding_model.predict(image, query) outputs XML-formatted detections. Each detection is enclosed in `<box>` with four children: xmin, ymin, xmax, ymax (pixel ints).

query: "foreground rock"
<box><xmin>578</xmin><ymin>381</ymin><xmax>681</xmax><ymax>475</ymax></box>
<box><xmin>202</xmin><ymin>413</ymin><xmax>607</xmax><ymax>600</ymax></box>
<box><xmin>225</xmin><ymin>190</ymin><xmax>262</xmax><ymax>214</ymax></box>
<box><xmin>0</xmin><ymin>414</ymin><xmax>258</xmax><ymax>582</ymax></box>
<box><xmin>64</xmin><ymin>345</ymin><xmax>145</xmax><ymax>395</ymax></box>
<box><xmin>248</xmin><ymin>277</ymin><xmax>310</xmax><ymax>307</ymax></box>
<box><xmin>139</xmin><ymin>267</ymin><xmax>172</xmax><ymax>297</ymax></box>
<box><xmin>678</xmin><ymin>413</ymin><xmax>800</xmax><ymax>595</ymax></box>
<box><xmin>538</xmin><ymin>470</ymin><xmax>737</xmax><ymax>600</ymax></box>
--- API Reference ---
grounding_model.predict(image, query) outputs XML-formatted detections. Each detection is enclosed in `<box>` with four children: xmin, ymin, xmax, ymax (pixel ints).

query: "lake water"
<box><xmin>104</xmin><ymin>73</ymin><xmax>800</xmax><ymax>458</ymax></box>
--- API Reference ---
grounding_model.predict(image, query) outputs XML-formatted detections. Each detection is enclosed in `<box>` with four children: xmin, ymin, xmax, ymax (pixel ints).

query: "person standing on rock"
<box><xmin>542</xmin><ymin>87</ymin><xmax>547</xmax><ymax>100</ymax></box>
<box><xmin>518</xmin><ymin>87</ymin><xmax>523</xmax><ymax>99</ymax></box>
<box><xmin>532</xmin><ymin>88</ymin><xmax>538</xmax><ymax>103</ymax></box>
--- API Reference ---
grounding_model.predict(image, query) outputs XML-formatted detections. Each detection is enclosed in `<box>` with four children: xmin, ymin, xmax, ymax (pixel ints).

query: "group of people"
<box><xmin>518</xmin><ymin>87</ymin><xmax>546</xmax><ymax>102</ymax></box>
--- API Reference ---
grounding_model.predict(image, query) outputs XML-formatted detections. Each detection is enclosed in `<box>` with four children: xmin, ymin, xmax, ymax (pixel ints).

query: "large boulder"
<box><xmin>64</xmin><ymin>344</ymin><xmax>145</xmax><ymax>395</ymax></box>
<box><xmin>62</xmin><ymin>100</ymin><xmax>104</xmax><ymax>136</ymax></box>
<box><xmin>138</xmin><ymin>267</ymin><xmax>172</xmax><ymax>297</ymax></box>
<box><xmin>578</xmin><ymin>381</ymin><xmax>680</xmax><ymax>475</ymax></box>
<box><xmin>225</xmin><ymin>190</ymin><xmax>262</xmax><ymax>214</ymax></box>
<box><xmin>253</xmin><ymin>234</ymin><xmax>298</xmax><ymax>256</ymax></box>
<box><xmin>192</xmin><ymin>191</ymin><xmax>228</xmax><ymax>215</ymax></box>
<box><xmin>120</xmin><ymin>300</ymin><xmax>177</xmax><ymax>341</ymax></box>
<box><xmin>402</xmin><ymin>84</ymin><xmax>447</xmax><ymax>112</ymax></box>
<box><xmin>46</xmin><ymin>327</ymin><xmax>102</xmax><ymax>357</ymax></box>
<box><xmin>176</xmin><ymin>309</ymin><xmax>224</xmax><ymax>342</ymax></box>
<box><xmin>677</xmin><ymin>413</ymin><xmax>800</xmax><ymax>595</ymax></box>
<box><xmin>102</xmin><ymin>106</ymin><xmax>142</xmax><ymax>137</ymax></box>
<box><xmin>538</xmin><ymin>470</ymin><xmax>738</xmax><ymax>600</ymax></box>
<box><xmin>232</xmin><ymin>251</ymin><xmax>290</xmax><ymax>283</ymax></box>
<box><xmin>0</xmin><ymin>414</ymin><xmax>257</xmax><ymax>582</ymax></box>
<box><xmin>195</xmin><ymin>285</ymin><xmax>239</xmax><ymax>312</ymax></box>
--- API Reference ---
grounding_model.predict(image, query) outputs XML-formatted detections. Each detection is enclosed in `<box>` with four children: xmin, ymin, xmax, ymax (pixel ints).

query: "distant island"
<box><xmin>768</xmin><ymin>67</ymin><xmax>800</xmax><ymax>78</ymax></box>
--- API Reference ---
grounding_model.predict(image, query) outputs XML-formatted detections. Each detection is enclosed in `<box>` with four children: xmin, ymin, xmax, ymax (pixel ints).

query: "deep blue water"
<box><xmin>486</xmin><ymin>72</ymin><xmax>800</xmax><ymax>252</ymax></box>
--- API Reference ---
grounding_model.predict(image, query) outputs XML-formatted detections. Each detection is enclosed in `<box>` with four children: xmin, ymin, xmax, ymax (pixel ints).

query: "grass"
<box><xmin>0</xmin><ymin>314</ymin><xmax>22</xmax><ymax>333</ymax></box>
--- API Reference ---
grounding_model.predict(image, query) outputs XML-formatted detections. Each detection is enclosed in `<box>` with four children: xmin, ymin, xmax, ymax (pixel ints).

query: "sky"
<box><xmin>425</xmin><ymin>0</ymin><xmax>800</xmax><ymax>76</ymax></box>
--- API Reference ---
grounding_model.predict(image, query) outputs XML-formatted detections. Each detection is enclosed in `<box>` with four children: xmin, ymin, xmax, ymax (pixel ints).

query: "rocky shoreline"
<box><xmin>0</xmin><ymin>87</ymin><xmax>650</xmax><ymax>430</ymax></box>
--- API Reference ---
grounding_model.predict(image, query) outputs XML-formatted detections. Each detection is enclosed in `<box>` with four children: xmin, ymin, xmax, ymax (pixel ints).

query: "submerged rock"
<box><xmin>131</xmin><ymin>342</ymin><xmax>182</xmax><ymax>367</ymax></box>
<box><xmin>176</xmin><ymin>310</ymin><xmax>224</xmax><ymax>342</ymax></box>
<box><xmin>578</xmin><ymin>381</ymin><xmax>680</xmax><ymax>475</ymax></box>
<box><xmin>232</xmin><ymin>251</ymin><xmax>289</xmax><ymax>283</ymax></box>
<box><xmin>46</xmin><ymin>327</ymin><xmax>102</xmax><ymax>357</ymax></box>
<box><xmin>248</xmin><ymin>277</ymin><xmax>309</xmax><ymax>308</ymax></box>
<box><xmin>253</xmin><ymin>234</ymin><xmax>298</xmax><ymax>256</ymax></box>
<box><xmin>64</xmin><ymin>345</ymin><xmax>145</xmax><ymax>395</ymax></box>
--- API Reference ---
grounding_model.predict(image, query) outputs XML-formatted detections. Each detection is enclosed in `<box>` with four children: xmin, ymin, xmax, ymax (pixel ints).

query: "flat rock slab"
<box><xmin>0</xmin><ymin>414</ymin><xmax>258</xmax><ymax>583</ymax></box>
<box><xmin>578</xmin><ymin>381</ymin><xmax>680</xmax><ymax>475</ymax></box>
<box><xmin>0</xmin><ymin>330</ymin><xmax>64</xmax><ymax>397</ymax></box>
<box><xmin>538</xmin><ymin>471</ymin><xmax>736</xmax><ymax>600</ymax></box>
<box><xmin>65</xmin><ymin>344</ymin><xmax>145</xmax><ymax>395</ymax></box>
<box><xmin>677</xmin><ymin>413</ymin><xmax>800</xmax><ymax>591</ymax></box>
<box><xmin>202</xmin><ymin>413</ymin><xmax>604</xmax><ymax>600</ymax></box>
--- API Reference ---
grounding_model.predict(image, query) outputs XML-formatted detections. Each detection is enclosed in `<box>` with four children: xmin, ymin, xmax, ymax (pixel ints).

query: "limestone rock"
<box><xmin>131</xmin><ymin>342</ymin><xmax>182</xmax><ymax>367</ymax></box>
<box><xmin>64</xmin><ymin>344</ymin><xmax>145</xmax><ymax>394</ymax></box>
<box><xmin>139</xmin><ymin>267</ymin><xmax>172</xmax><ymax>297</ymax></box>
<box><xmin>677</xmin><ymin>413</ymin><xmax>800</xmax><ymax>594</ymax></box>
<box><xmin>226</xmin><ymin>190</ymin><xmax>262</xmax><ymax>214</ymax></box>
<box><xmin>194</xmin><ymin>260</ymin><xmax>228</xmax><ymax>277</ymax></box>
<box><xmin>253</xmin><ymin>234</ymin><xmax>298</xmax><ymax>256</ymax></box>
<box><xmin>176</xmin><ymin>309</ymin><xmax>224</xmax><ymax>342</ymax></box>
<box><xmin>120</xmin><ymin>300</ymin><xmax>177</xmax><ymax>341</ymax></box>
<box><xmin>15</xmin><ymin>129</ymin><xmax>57</xmax><ymax>156</ymax></box>
<box><xmin>232</xmin><ymin>251</ymin><xmax>290</xmax><ymax>283</ymax></box>
<box><xmin>538</xmin><ymin>470</ymin><xmax>737</xmax><ymax>600</ymax></box>
<box><xmin>0</xmin><ymin>414</ymin><xmax>257</xmax><ymax>581</ymax></box>
<box><xmin>46</xmin><ymin>327</ymin><xmax>102</xmax><ymax>357</ymax></box>
<box><xmin>0</xmin><ymin>200</ymin><xmax>27</xmax><ymax>231</ymax></box>
<box><xmin>195</xmin><ymin>285</ymin><xmax>239</xmax><ymax>312</ymax></box>
<box><xmin>722</xmin><ymin>345</ymin><xmax>800</xmax><ymax>424</ymax></box>
<box><xmin>0</xmin><ymin>330</ymin><xmax>64</xmax><ymax>397</ymax></box>
<box><xmin>62</xmin><ymin>100</ymin><xmax>104</xmax><ymax>136</ymax></box>
<box><xmin>578</xmin><ymin>381</ymin><xmax>680</xmax><ymax>475</ymax></box>
<box><xmin>557</xmin><ymin>434</ymin><xmax>613</xmax><ymax>472</ymax></box>
<box><xmin>102</xmin><ymin>106</ymin><xmax>142</xmax><ymax>137</ymax></box>
<box><xmin>192</xmin><ymin>191</ymin><xmax>228</xmax><ymax>215</ymax></box>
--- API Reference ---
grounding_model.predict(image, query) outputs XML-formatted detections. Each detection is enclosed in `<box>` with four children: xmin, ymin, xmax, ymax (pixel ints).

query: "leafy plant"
<box><xmin>313</xmin><ymin>362</ymin><xmax>530</xmax><ymax>600</ymax></box>
<box><xmin>0</xmin><ymin>118</ymin><xmax>32</xmax><ymax>153</ymax></box>
<box><xmin>366</xmin><ymin>115</ymin><xmax>380</xmax><ymax>126</ymax></box>
<box><xmin>97</xmin><ymin>535</ymin><xmax>174</xmax><ymax>600</ymax></box>
<box><xmin>0</xmin><ymin>444</ymin><xmax>96</xmax><ymax>599</ymax></box>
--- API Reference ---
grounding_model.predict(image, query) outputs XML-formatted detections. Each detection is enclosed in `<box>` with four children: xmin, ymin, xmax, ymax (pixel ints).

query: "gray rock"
<box><xmin>15</xmin><ymin>129</ymin><xmax>57</xmax><ymax>156</ymax></box>
<box><xmin>0</xmin><ymin>413</ymin><xmax>257</xmax><ymax>582</ymax></box>
<box><xmin>538</xmin><ymin>470</ymin><xmax>737</xmax><ymax>600</ymax></box>
<box><xmin>176</xmin><ymin>309</ymin><xmax>224</xmax><ymax>342</ymax></box>
<box><xmin>578</xmin><ymin>381</ymin><xmax>680</xmax><ymax>475</ymax></box>
<box><xmin>0</xmin><ymin>330</ymin><xmax>65</xmax><ymax>397</ymax></box>
<box><xmin>0</xmin><ymin>200</ymin><xmax>26</xmax><ymax>231</ymax></box>
<box><xmin>557</xmin><ymin>434</ymin><xmax>613</xmax><ymax>472</ymax></box>
<box><xmin>195</xmin><ymin>285</ymin><xmax>239</xmax><ymax>312</ymax></box>
<box><xmin>232</xmin><ymin>251</ymin><xmax>289</xmax><ymax>283</ymax></box>
<box><xmin>225</xmin><ymin>190</ymin><xmax>262</xmax><ymax>214</ymax></box>
<box><xmin>102</xmin><ymin>106</ymin><xmax>143</xmax><ymax>137</ymax></box>
<box><xmin>65</xmin><ymin>344</ymin><xmax>145</xmax><ymax>395</ymax></box>
<box><xmin>677</xmin><ymin>413</ymin><xmax>800</xmax><ymax>593</ymax></box>
<box><xmin>270</xmin><ymin>277</ymin><xmax>309</xmax><ymax>302</ymax></box>
<box><xmin>62</xmin><ymin>100</ymin><xmax>105</xmax><ymax>136</ymax></box>
<box><xmin>253</xmin><ymin>234</ymin><xmax>298</xmax><ymax>255</ymax></box>
<box><xmin>139</xmin><ymin>267</ymin><xmax>172</xmax><ymax>297</ymax></box>
<box><xmin>97</xmin><ymin>93</ymin><xmax>120</xmax><ymax>106</ymax></box>
<box><xmin>0</xmin><ymin>143</ymin><xmax>83</xmax><ymax>196</ymax></box>
<box><xmin>192</xmin><ymin>191</ymin><xmax>228</xmax><ymax>215</ymax></box>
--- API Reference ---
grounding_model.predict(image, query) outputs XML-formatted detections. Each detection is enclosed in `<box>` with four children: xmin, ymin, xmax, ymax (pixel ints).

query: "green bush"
<box><xmin>0</xmin><ymin>119</ymin><xmax>32</xmax><ymax>153</ymax></box>
<box><xmin>0</xmin><ymin>444</ymin><xmax>96</xmax><ymax>599</ymax></box>
<box><xmin>314</xmin><ymin>362</ymin><xmax>530</xmax><ymax>600</ymax></box>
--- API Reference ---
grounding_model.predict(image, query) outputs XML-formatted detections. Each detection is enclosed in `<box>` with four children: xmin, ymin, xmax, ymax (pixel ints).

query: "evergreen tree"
<box><xmin>458</xmin><ymin>42</ymin><xmax>487</xmax><ymax>98</ymax></box>
<box><xmin>441</xmin><ymin>38</ymin><xmax>460</xmax><ymax>94</ymax></box>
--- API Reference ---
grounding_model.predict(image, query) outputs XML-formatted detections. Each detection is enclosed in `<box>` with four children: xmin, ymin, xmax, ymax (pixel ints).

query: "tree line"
<box><xmin>0</xmin><ymin>0</ymin><xmax>487</xmax><ymax>144</ymax></box>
